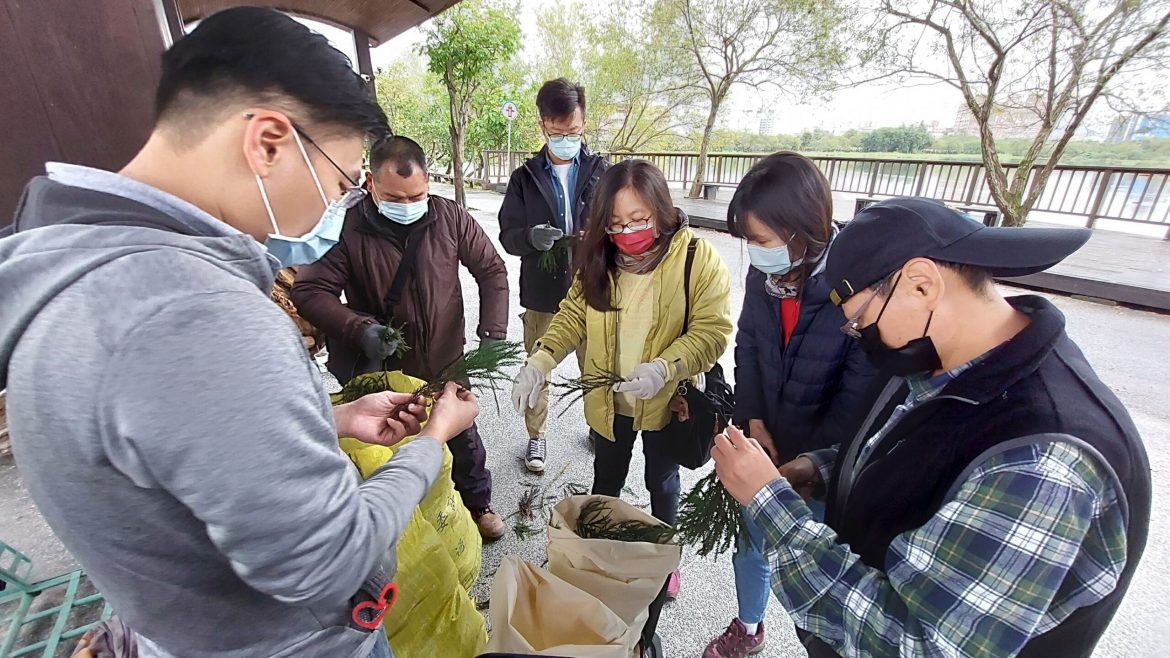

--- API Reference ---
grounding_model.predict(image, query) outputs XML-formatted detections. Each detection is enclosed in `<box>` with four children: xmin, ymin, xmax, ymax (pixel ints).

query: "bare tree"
<box><xmin>878</xmin><ymin>0</ymin><xmax>1170</xmax><ymax>226</ymax></box>
<box><xmin>662</xmin><ymin>0</ymin><xmax>845</xmax><ymax>198</ymax></box>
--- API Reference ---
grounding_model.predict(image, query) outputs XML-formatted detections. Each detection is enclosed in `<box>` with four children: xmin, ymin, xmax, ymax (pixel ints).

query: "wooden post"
<box><xmin>160</xmin><ymin>0</ymin><xmax>185</xmax><ymax>44</ymax></box>
<box><xmin>913</xmin><ymin>163</ymin><xmax>929</xmax><ymax>196</ymax></box>
<box><xmin>963</xmin><ymin>164</ymin><xmax>982</xmax><ymax>205</ymax></box>
<box><xmin>353</xmin><ymin>28</ymin><xmax>374</xmax><ymax>92</ymax></box>
<box><xmin>866</xmin><ymin>161</ymin><xmax>882</xmax><ymax>196</ymax></box>
<box><xmin>1086</xmin><ymin>169</ymin><xmax>1113</xmax><ymax>229</ymax></box>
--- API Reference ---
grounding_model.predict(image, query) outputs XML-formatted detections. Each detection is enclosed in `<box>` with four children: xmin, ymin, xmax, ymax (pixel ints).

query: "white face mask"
<box><xmin>257</xmin><ymin>130</ymin><xmax>364</xmax><ymax>268</ymax></box>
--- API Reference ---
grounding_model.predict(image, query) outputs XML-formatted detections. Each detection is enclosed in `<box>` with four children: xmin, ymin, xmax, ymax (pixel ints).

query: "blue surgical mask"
<box><xmin>747</xmin><ymin>243</ymin><xmax>803</xmax><ymax>275</ymax></box>
<box><xmin>547</xmin><ymin>135</ymin><xmax>582</xmax><ymax>161</ymax></box>
<box><xmin>258</xmin><ymin>131</ymin><xmax>362</xmax><ymax>267</ymax></box>
<box><xmin>374</xmin><ymin>188</ymin><xmax>429</xmax><ymax>225</ymax></box>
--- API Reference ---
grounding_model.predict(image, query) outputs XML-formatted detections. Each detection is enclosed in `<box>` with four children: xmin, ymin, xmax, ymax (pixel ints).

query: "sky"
<box><xmin>299</xmin><ymin>8</ymin><xmax>1078</xmax><ymax>138</ymax></box>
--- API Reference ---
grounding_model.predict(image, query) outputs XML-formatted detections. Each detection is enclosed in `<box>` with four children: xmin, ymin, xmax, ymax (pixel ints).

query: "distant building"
<box><xmin>952</xmin><ymin>93</ymin><xmax>1069</xmax><ymax>140</ymax></box>
<box><xmin>1108</xmin><ymin>113</ymin><xmax>1170</xmax><ymax>142</ymax></box>
<box><xmin>758</xmin><ymin>115</ymin><xmax>776</xmax><ymax>136</ymax></box>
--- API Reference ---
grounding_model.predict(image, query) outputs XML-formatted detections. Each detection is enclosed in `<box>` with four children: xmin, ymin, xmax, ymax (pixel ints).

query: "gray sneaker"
<box><xmin>525</xmin><ymin>437</ymin><xmax>546</xmax><ymax>474</ymax></box>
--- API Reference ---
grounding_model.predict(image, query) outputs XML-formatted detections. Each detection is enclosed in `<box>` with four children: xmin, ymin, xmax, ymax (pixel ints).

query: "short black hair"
<box><xmin>156</xmin><ymin>7</ymin><xmax>387</xmax><ymax>140</ymax></box>
<box><xmin>938</xmin><ymin>261</ymin><xmax>995</xmax><ymax>295</ymax></box>
<box><xmin>370</xmin><ymin>136</ymin><xmax>427</xmax><ymax>177</ymax></box>
<box><xmin>875</xmin><ymin>261</ymin><xmax>994</xmax><ymax>297</ymax></box>
<box><xmin>536</xmin><ymin>78</ymin><xmax>586</xmax><ymax>121</ymax></box>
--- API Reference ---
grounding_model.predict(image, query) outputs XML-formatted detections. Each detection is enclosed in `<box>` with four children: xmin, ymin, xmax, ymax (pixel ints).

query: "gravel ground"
<box><xmin>1</xmin><ymin>184</ymin><xmax>1167</xmax><ymax>657</ymax></box>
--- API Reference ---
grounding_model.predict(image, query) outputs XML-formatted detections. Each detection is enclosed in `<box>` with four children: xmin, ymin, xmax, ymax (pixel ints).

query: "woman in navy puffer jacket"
<box><xmin>702</xmin><ymin>152</ymin><xmax>881</xmax><ymax>658</ymax></box>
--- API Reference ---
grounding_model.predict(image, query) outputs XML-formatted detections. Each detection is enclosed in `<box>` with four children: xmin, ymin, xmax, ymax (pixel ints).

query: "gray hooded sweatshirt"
<box><xmin>0</xmin><ymin>164</ymin><xmax>442</xmax><ymax>657</ymax></box>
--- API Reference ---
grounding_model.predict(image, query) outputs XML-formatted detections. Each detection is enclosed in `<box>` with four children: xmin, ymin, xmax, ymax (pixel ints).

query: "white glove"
<box><xmin>530</xmin><ymin>224</ymin><xmax>564</xmax><ymax>251</ymax></box>
<box><xmin>612</xmin><ymin>361</ymin><xmax>668</xmax><ymax>400</ymax></box>
<box><xmin>512</xmin><ymin>364</ymin><xmax>547</xmax><ymax>412</ymax></box>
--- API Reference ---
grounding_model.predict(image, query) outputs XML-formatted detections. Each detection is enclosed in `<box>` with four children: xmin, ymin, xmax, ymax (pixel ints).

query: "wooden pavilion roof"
<box><xmin>177</xmin><ymin>0</ymin><xmax>461</xmax><ymax>44</ymax></box>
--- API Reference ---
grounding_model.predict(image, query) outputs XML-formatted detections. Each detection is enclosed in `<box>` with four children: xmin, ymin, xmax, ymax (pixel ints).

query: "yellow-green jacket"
<box><xmin>529</xmin><ymin>227</ymin><xmax>733</xmax><ymax>441</ymax></box>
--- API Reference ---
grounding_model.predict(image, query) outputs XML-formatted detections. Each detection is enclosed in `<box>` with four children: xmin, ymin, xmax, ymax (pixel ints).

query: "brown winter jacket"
<box><xmin>292</xmin><ymin>194</ymin><xmax>509</xmax><ymax>384</ymax></box>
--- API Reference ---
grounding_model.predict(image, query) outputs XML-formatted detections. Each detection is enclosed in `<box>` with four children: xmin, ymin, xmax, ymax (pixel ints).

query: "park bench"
<box><xmin>854</xmin><ymin>196</ymin><xmax>1002</xmax><ymax>227</ymax></box>
<box><xmin>699</xmin><ymin>182</ymin><xmax>737</xmax><ymax>201</ymax></box>
<box><xmin>1</xmin><ymin>541</ymin><xmax>112</xmax><ymax>657</ymax></box>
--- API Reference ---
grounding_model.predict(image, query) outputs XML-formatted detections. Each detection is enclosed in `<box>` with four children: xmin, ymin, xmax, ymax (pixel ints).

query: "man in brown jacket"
<box><xmin>293</xmin><ymin>136</ymin><xmax>508</xmax><ymax>539</ymax></box>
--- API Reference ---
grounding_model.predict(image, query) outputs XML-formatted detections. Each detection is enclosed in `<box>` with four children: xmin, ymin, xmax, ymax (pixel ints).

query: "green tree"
<box><xmin>877</xmin><ymin>0</ymin><xmax>1170</xmax><ymax>226</ymax></box>
<box><xmin>859</xmin><ymin>125</ymin><xmax>933</xmax><ymax>153</ymax></box>
<box><xmin>374</xmin><ymin>57</ymin><xmax>450</xmax><ymax>165</ymax></box>
<box><xmin>421</xmin><ymin>1</ymin><xmax>521</xmax><ymax>207</ymax></box>
<box><xmin>661</xmin><ymin>0</ymin><xmax>846</xmax><ymax>197</ymax></box>
<box><xmin>532</xmin><ymin>0</ymin><xmax>702</xmax><ymax>153</ymax></box>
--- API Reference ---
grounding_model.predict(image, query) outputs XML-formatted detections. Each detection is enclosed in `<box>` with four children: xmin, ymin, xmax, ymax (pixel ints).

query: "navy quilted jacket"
<box><xmin>733</xmin><ymin>259</ymin><xmax>881</xmax><ymax>463</ymax></box>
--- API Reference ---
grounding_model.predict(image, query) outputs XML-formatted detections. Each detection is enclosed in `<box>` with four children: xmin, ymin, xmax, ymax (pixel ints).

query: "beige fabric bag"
<box><xmin>485</xmin><ymin>556</ymin><xmax>633</xmax><ymax>658</ymax></box>
<box><xmin>547</xmin><ymin>496</ymin><xmax>682</xmax><ymax>634</ymax></box>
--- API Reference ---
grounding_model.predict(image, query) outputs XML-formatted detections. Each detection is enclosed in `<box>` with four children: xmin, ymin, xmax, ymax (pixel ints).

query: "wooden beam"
<box><xmin>352</xmin><ymin>27</ymin><xmax>374</xmax><ymax>91</ymax></box>
<box><xmin>161</xmin><ymin>0</ymin><xmax>185</xmax><ymax>44</ymax></box>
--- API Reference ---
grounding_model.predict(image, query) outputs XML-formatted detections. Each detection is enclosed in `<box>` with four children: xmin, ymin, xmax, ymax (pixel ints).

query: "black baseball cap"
<box><xmin>826</xmin><ymin>197</ymin><xmax>1091</xmax><ymax>306</ymax></box>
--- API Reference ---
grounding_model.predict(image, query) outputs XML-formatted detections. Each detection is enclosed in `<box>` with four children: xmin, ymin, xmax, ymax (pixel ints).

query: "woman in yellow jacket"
<box><xmin>512</xmin><ymin>159</ymin><xmax>733</xmax><ymax>597</ymax></box>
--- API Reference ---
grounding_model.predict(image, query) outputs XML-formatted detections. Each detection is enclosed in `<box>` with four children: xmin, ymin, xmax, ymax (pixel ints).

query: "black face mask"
<box><xmin>857</xmin><ymin>274</ymin><xmax>942</xmax><ymax>377</ymax></box>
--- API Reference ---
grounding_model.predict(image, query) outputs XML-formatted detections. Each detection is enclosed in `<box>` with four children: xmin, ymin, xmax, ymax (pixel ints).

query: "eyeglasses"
<box><xmin>542</xmin><ymin>122</ymin><xmax>584</xmax><ymax>142</ymax></box>
<box><xmin>840</xmin><ymin>272</ymin><xmax>900</xmax><ymax>338</ymax></box>
<box><xmin>291</xmin><ymin>122</ymin><xmax>366</xmax><ymax>207</ymax></box>
<box><xmin>605</xmin><ymin>218</ymin><xmax>654</xmax><ymax>235</ymax></box>
<box><xmin>840</xmin><ymin>288</ymin><xmax>881</xmax><ymax>339</ymax></box>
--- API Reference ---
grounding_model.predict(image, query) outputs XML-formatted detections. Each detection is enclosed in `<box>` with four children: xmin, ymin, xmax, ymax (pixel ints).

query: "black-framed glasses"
<box><xmin>289</xmin><ymin>122</ymin><xmax>366</xmax><ymax>209</ymax></box>
<box><xmin>291</xmin><ymin>122</ymin><xmax>360</xmax><ymax>188</ymax></box>
<box><xmin>547</xmin><ymin>133</ymin><xmax>584</xmax><ymax>143</ymax></box>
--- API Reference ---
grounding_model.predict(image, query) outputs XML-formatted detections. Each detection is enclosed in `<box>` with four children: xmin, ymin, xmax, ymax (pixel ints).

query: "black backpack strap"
<box><xmin>381</xmin><ymin>226</ymin><xmax>428</xmax><ymax>319</ymax></box>
<box><xmin>682</xmin><ymin>238</ymin><xmax>699</xmax><ymax>334</ymax></box>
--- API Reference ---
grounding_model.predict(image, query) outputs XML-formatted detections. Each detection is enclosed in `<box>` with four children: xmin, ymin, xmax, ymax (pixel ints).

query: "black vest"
<box><xmin>814</xmin><ymin>296</ymin><xmax>1151</xmax><ymax>658</ymax></box>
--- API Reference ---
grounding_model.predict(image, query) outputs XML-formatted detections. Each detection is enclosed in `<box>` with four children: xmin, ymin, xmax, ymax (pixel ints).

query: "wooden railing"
<box><xmin>479</xmin><ymin>150</ymin><xmax>1170</xmax><ymax>234</ymax></box>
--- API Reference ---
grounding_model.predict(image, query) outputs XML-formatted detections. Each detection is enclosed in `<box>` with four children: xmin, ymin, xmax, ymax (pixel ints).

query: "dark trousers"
<box><xmin>796</xmin><ymin>629</ymin><xmax>841</xmax><ymax>657</ymax></box>
<box><xmin>590</xmin><ymin>415</ymin><xmax>681</xmax><ymax>525</ymax></box>
<box><xmin>448</xmin><ymin>422</ymin><xmax>492</xmax><ymax>512</ymax></box>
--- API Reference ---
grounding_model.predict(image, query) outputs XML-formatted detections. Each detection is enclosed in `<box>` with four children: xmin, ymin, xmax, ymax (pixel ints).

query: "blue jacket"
<box><xmin>733</xmin><ymin>259</ymin><xmax>881</xmax><ymax>463</ymax></box>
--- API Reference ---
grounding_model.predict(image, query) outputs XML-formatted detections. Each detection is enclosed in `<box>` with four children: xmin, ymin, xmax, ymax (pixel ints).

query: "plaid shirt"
<box><xmin>764</xmin><ymin>408</ymin><xmax>1128</xmax><ymax>655</ymax></box>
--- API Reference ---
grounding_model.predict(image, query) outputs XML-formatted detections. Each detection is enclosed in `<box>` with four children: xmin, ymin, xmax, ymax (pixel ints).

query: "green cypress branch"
<box><xmin>676</xmin><ymin>471</ymin><xmax>742</xmax><ymax>558</ymax></box>
<box><xmin>571</xmin><ymin>499</ymin><xmax>677</xmax><ymax>544</ymax></box>
<box><xmin>538</xmin><ymin>235</ymin><xmax>578</xmax><ymax>273</ymax></box>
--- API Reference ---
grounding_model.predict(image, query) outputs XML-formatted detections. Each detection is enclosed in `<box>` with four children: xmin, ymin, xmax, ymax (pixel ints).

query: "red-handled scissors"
<box><xmin>351</xmin><ymin>582</ymin><xmax>398</xmax><ymax>630</ymax></box>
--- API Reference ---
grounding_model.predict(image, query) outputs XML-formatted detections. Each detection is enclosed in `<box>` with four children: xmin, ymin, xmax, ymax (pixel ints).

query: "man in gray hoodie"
<box><xmin>0</xmin><ymin>8</ymin><xmax>479</xmax><ymax>658</ymax></box>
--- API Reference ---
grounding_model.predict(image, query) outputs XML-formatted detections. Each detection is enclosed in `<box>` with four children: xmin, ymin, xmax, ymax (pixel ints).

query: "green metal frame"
<box><xmin>0</xmin><ymin>541</ymin><xmax>112</xmax><ymax>658</ymax></box>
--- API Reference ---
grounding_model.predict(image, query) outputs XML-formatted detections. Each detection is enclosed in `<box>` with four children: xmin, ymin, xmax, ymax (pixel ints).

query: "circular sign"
<box><xmin>501</xmin><ymin>101</ymin><xmax>518</xmax><ymax>121</ymax></box>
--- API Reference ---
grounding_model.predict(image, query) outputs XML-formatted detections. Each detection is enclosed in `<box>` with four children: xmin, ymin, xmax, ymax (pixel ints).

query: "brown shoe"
<box><xmin>474</xmin><ymin>507</ymin><xmax>506</xmax><ymax>541</ymax></box>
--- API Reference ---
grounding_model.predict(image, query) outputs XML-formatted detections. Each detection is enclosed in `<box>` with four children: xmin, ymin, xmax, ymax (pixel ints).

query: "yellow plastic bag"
<box><xmin>387</xmin><ymin>513</ymin><xmax>487</xmax><ymax>658</ymax></box>
<box><xmin>335</xmin><ymin>371</ymin><xmax>482</xmax><ymax>589</ymax></box>
<box><xmin>334</xmin><ymin>371</ymin><xmax>486</xmax><ymax>656</ymax></box>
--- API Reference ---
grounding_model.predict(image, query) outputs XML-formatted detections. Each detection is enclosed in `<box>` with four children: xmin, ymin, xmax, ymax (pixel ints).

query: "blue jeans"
<box><xmin>366</xmin><ymin>633</ymin><xmax>393</xmax><ymax>658</ymax></box>
<box><xmin>733</xmin><ymin>499</ymin><xmax>825</xmax><ymax>624</ymax></box>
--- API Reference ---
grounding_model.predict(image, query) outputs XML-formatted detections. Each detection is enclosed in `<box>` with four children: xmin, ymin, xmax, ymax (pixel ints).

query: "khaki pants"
<box><xmin>521</xmin><ymin>310</ymin><xmax>585</xmax><ymax>438</ymax></box>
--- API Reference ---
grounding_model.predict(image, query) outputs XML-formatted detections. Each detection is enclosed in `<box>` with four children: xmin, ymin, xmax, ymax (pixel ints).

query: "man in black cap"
<box><xmin>711</xmin><ymin>197</ymin><xmax>1150</xmax><ymax>657</ymax></box>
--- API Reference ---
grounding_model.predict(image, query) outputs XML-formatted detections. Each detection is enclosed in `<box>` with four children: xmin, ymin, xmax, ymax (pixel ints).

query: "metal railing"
<box><xmin>479</xmin><ymin>150</ymin><xmax>1170</xmax><ymax>235</ymax></box>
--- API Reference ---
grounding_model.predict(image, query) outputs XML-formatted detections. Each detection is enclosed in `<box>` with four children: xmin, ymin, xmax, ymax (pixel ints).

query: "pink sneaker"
<box><xmin>703</xmin><ymin>619</ymin><xmax>765</xmax><ymax>658</ymax></box>
<box><xmin>665</xmin><ymin>569</ymin><xmax>681</xmax><ymax>600</ymax></box>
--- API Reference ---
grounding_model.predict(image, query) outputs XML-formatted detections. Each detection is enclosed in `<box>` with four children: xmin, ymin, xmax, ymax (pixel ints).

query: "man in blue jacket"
<box><xmin>498</xmin><ymin>78</ymin><xmax>609</xmax><ymax>474</ymax></box>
